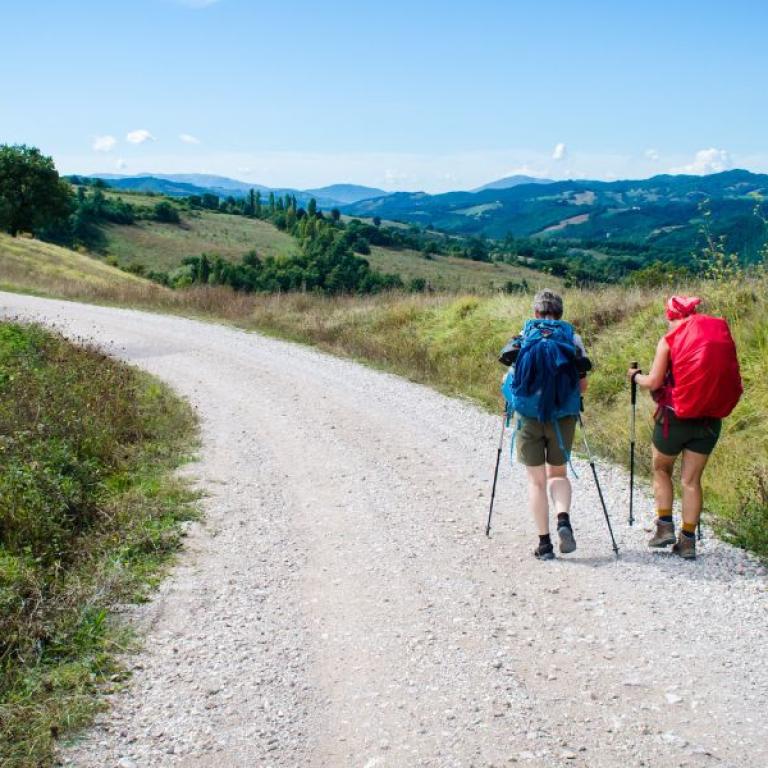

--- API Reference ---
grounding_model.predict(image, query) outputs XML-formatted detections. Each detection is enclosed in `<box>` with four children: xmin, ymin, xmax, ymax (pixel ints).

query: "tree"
<box><xmin>154</xmin><ymin>201</ymin><xmax>180</xmax><ymax>223</ymax></box>
<box><xmin>330</xmin><ymin>207</ymin><xmax>341</xmax><ymax>222</ymax></box>
<box><xmin>307</xmin><ymin>198</ymin><xmax>317</xmax><ymax>218</ymax></box>
<box><xmin>201</xmin><ymin>193</ymin><xmax>219</xmax><ymax>210</ymax></box>
<box><xmin>245</xmin><ymin>189</ymin><xmax>256</xmax><ymax>217</ymax></box>
<box><xmin>254</xmin><ymin>190</ymin><xmax>262</xmax><ymax>217</ymax></box>
<box><xmin>373</xmin><ymin>216</ymin><xmax>382</xmax><ymax>227</ymax></box>
<box><xmin>0</xmin><ymin>144</ymin><xmax>73</xmax><ymax>236</ymax></box>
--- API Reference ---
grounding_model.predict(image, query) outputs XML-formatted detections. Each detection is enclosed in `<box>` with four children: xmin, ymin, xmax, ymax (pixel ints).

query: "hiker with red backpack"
<box><xmin>499</xmin><ymin>290</ymin><xmax>592</xmax><ymax>560</ymax></box>
<box><xmin>628</xmin><ymin>296</ymin><xmax>742</xmax><ymax>559</ymax></box>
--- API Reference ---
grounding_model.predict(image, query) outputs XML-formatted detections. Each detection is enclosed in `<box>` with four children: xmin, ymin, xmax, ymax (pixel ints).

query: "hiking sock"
<box><xmin>682</xmin><ymin>521</ymin><xmax>697</xmax><ymax>538</ymax></box>
<box><xmin>557</xmin><ymin>513</ymin><xmax>571</xmax><ymax>529</ymax></box>
<box><xmin>657</xmin><ymin>509</ymin><xmax>673</xmax><ymax>523</ymax></box>
<box><xmin>539</xmin><ymin>534</ymin><xmax>552</xmax><ymax>547</ymax></box>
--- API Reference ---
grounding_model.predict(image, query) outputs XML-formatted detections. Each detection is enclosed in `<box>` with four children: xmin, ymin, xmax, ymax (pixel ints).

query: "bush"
<box><xmin>153</xmin><ymin>201</ymin><xmax>180</xmax><ymax>224</ymax></box>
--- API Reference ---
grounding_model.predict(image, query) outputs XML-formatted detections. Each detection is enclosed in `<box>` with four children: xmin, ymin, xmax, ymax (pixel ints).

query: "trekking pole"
<box><xmin>578</xmin><ymin>415</ymin><xmax>620</xmax><ymax>558</ymax></box>
<box><xmin>485</xmin><ymin>407</ymin><xmax>508</xmax><ymax>537</ymax></box>
<box><xmin>629</xmin><ymin>361</ymin><xmax>639</xmax><ymax>527</ymax></box>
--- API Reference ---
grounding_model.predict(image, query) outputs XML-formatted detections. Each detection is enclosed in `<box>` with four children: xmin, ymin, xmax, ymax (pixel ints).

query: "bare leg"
<box><xmin>546</xmin><ymin>463</ymin><xmax>571</xmax><ymax>515</ymax></box>
<box><xmin>526</xmin><ymin>465</ymin><xmax>549</xmax><ymax>535</ymax></box>
<box><xmin>680</xmin><ymin>449</ymin><xmax>710</xmax><ymax>527</ymax></box>
<box><xmin>652</xmin><ymin>447</ymin><xmax>676</xmax><ymax>512</ymax></box>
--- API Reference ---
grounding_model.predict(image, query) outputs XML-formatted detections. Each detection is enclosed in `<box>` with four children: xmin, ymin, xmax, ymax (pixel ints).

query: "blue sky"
<box><xmin>2</xmin><ymin>0</ymin><xmax>766</xmax><ymax>191</ymax></box>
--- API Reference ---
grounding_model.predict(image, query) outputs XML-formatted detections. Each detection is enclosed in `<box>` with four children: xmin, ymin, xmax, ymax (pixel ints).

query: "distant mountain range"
<box><xmin>473</xmin><ymin>174</ymin><xmax>553</xmax><ymax>192</ymax></box>
<box><xmin>78</xmin><ymin>169</ymin><xmax>768</xmax><ymax>260</ymax></box>
<box><xmin>84</xmin><ymin>173</ymin><xmax>388</xmax><ymax>208</ymax></box>
<box><xmin>343</xmin><ymin>169</ymin><xmax>768</xmax><ymax>261</ymax></box>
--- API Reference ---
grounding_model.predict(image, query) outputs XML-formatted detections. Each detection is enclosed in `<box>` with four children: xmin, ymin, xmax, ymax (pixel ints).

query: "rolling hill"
<box><xmin>304</xmin><ymin>184</ymin><xmax>388</xmax><ymax>204</ymax></box>
<box><xmin>83</xmin><ymin>188</ymin><xmax>549</xmax><ymax>291</ymax></box>
<box><xmin>346</xmin><ymin>169</ymin><xmax>768</xmax><ymax>261</ymax></box>
<box><xmin>0</xmin><ymin>232</ymin><xmax>148</xmax><ymax>296</ymax></box>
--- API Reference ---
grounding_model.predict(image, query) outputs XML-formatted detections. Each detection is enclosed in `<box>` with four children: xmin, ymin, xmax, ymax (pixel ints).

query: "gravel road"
<box><xmin>2</xmin><ymin>292</ymin><xmax>766</xmax><ymax>768</ymax></box>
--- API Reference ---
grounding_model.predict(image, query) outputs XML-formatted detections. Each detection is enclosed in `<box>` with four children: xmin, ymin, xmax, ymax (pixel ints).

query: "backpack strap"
<box><xmin>509</xmin><ymin>415</ymin><xmax>522</xmax><ymax>464</ymax></box>
<box><xmin>553</xmin><ymin>418</ymin><xmax>579</xmax><ymax>479</ymax></box>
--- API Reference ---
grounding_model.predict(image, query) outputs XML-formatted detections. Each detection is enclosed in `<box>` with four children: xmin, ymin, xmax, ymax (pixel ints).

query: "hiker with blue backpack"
<box><xmin>498</xmin><ymin>290</ymin><xmax>592</xmax><ymax>560</ymax></box>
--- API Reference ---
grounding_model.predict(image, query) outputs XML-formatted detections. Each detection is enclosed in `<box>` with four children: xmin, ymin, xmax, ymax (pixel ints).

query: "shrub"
<box><xmin>153</xmin><ymin>201</ymin><xmax>180</xmax><ymax>224</ymax></box>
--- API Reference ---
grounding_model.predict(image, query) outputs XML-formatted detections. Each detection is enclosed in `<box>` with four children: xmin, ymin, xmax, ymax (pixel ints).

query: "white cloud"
<box><xmin>382</xmin><ymin>168</ymin><xmax>415</xmax><ymax>188</ymax></box>
<box><xmin>671</xmin><ymin>147</ymin><xmax>731</xmax><ymax>175</ymax></box>
<box><xmin>126</xmin><ymin>129</ymin><xmax>155</xmax><ymax>144</ymax></box>
<box><xmin>645</xmin><ymin>148</ymin><xmax>660</xmax><ymax>161</ymax></box>
<box><xmin>552</xmin><ymin>142</ymin><xmax>567</xmax><ymax>161</ymax></box>
<box><xmin>179</xmin><ymin>133</ymin><xmax>201</xmax><ymax>145</ymax></box>
<box><xmin>92</xmin><ymin>135</ymin><xmax>117</xmax><ymax>152</ymax></box>
<box><xmin>115</xmin><ymin>158</ymin><xmax>128</xmax><ymax>170</ymax></box>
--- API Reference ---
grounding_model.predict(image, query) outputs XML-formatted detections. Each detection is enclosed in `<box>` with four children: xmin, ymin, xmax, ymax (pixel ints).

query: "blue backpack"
<box><xmin>501</xmin><ymin>319</ymin><xmax>582</xmax><ymax>469</ymax></box>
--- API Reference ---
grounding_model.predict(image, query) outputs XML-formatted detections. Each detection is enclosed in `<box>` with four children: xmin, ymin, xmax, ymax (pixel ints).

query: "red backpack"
<box><xmin>657</xmin><ymin>314</ymin><xmax>743</xmax><ymax>420</ymax></box>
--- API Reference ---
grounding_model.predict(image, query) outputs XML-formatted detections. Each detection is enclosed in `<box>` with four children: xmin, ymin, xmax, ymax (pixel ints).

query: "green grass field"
<box><xmin>0</xmin><ymin>233</ymin><xmax>146</xmax><ymax>295</ymax></box>
<box><xmin>366</xmin><ymin>245</ymin><xmax>557</xmax><ymax>291</ymax></box>
<box><xmin>102</xmin><ymin>189</ymin><xmax>166</xmax><ymax>209</ymax></box>
<box><xmin>104</xmin><ymin>213</ymin><xmax>298</xmax><ymax>271</ymax></box>
<box><xmin>0</xmin><ymin>322</ymin><xmax>197</xmax><ymax>767</ymax></box>
<box><xmin>99</xmin><ymin>187</ymin><xmax>550</xmax><ymax>290</ymax></box>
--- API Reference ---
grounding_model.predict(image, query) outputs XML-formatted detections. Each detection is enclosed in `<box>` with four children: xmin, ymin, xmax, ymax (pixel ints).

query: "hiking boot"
<box><xmin>648</xmin><ymin>519</ymin><xmax>676</xmax><ymax>548</ymax></box>
<box><xmin>534</xmin><ymin>542</ymin><xmax>555</xmax><ymax>560</ymax></box>
<box><xmin>672</xmin><ymin>533</ymin><xmax>696</xmax><ymax>560</ymax></box>
<box><xmin>557</xmin><ymin>521</ymin><xmax>577</xmax><ymax>554</ymax></box>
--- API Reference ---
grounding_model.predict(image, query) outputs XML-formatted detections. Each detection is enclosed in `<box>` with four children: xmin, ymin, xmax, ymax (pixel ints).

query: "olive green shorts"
<box><xmin>516</xmin><ymin>416</ymin><xmax>577</xmax><ymax>467</ymax></box>
<box><xmin>652</xmin><ymin>410</ymin><xmax>722</xmax><ymax>456</ymax></box>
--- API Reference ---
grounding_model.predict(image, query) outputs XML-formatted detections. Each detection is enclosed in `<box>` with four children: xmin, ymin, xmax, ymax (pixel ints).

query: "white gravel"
<box><xmin>2</xmin><ymin>291</ymin><xmax>766</xmax><ymax>768</ymax></box>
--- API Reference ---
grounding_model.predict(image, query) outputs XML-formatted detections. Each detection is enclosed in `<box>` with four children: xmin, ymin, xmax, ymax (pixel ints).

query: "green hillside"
<box><xmin>0</xmin><ymin>233</ymin><xmax>147</xmax><ymax>295</ymax></box>
<box><xmin>365</xmin><ymin>245</ymin><xmax>555</xmax><ymax>291</ymax></box>
<box><xmin>345</xmin><ymin>169</ymin><xmax>768</xmax><ymax>264</ymax></box>
<box><xmin>92</xmin><ymin>188</ymin><xmax>556</xmax><ymax>292</ymax></box>
<box><xmin>103</xmin><ymin>213</ymin><xmax>298</xmax><ymax>271</ymax></box>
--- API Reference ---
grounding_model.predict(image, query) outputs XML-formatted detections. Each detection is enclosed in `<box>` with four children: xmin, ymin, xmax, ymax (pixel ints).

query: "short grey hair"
<box><xmin>533</xmin><ymin>289</ymin><xmax>564</xmax><ymax>319</ymax></box>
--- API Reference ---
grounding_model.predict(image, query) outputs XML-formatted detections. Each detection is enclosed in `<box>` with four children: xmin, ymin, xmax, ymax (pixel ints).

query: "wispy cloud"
<box><xmin>126</xmin><ymin>129</ymin><xmax>155</xmax><ymax>144</ymax></box>
<box><xmin>115</xmin><ymin>158</ymin><xmax>128</xmax><ymax>170</ymax></box>
<box><xmin>644</xmin><ymin>148</ymin><xmax>660</xmax><ymax>161</ymax></box>
<box><xmin>179</xmin><ymin>133</ymin><xmax>201</xmax><ymax>145</ymax></box>
<box><xmin>671</xmin><ymin>147</ymin><xmax>731</xmax><ymax>175</ymax></box>
<box><xmin>552</xmin><ymin>142</ymin><xmax>567</xmax><ymax>161</ymax></box>
<box><xmin>92</xmin><ymin>135</ymin><xmax>117</xmax><ymax>152</ymax></box>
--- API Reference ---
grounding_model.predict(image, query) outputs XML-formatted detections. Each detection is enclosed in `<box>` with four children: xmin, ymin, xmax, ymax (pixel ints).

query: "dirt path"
<box><xmin>3</xmin><ymin>292</ymin><xmax>766</xmax><ymax>768</ymax></box>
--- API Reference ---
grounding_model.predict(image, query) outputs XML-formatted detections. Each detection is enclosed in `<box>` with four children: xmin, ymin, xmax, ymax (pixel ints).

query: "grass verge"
<box><xmin>0</xmin><ymin>322</ymin><xmax>198</xmax><ymax>768</ymax></box>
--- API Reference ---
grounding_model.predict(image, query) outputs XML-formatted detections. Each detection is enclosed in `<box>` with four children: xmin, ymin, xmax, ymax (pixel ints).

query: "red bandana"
<box><xmin>666</xmin><ymin>295</ymin><xmax>702</xmax><ymax>321</ymax></box>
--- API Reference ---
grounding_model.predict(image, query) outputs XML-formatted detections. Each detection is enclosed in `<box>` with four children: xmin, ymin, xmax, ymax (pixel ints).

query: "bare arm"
<box><xmin>628</xmin><ymin>338</ymin><xmax>669</xmax><ymax>391</ymax></box>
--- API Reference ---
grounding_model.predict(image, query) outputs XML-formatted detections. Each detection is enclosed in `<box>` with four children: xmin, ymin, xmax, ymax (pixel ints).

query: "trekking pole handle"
<box><xmin>630</xmin><ymin>360</ymin><xmax>639</xmax><ymax>405</ymax></box>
